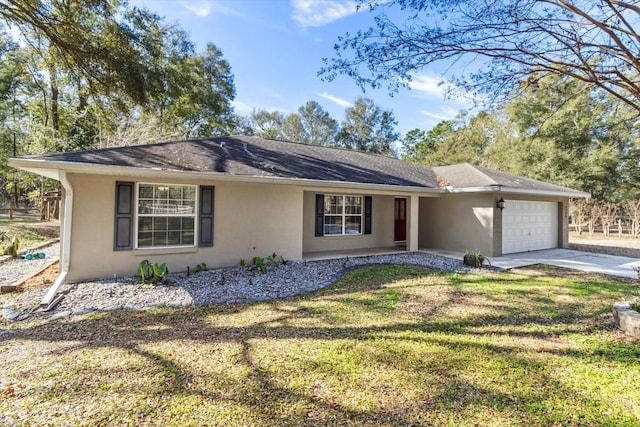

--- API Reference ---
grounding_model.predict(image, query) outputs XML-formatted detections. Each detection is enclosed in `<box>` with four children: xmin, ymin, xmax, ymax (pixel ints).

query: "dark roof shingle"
<box><xmin>433</xmin><ymin>163</ymin><xmax>583</xmax><ymax>194</ymax></box>
<box><xmin>31</xmin><ymin>136</ymin><xmax>440</xmax><ymax>188</ymax></box>
<box><xmin>17</xmin><ymin>136</ymin><xmax>587</xmax><ymax>196</ymax></box>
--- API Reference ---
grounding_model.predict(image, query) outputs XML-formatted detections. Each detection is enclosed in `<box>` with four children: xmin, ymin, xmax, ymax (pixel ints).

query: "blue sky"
<box><xmin>129</xmin><ymin>0</ymin><xmax>473</xmax><ymax>136</ymax></box>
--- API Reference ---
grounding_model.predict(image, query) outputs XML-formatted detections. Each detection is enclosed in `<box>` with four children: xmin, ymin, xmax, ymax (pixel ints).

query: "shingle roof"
<box><xmin>14</xmin><ymin>136</ymin><xmax>587</xmax><ymax>196</ymax></box>
<box><xmin>433</xmin><ymin>163</ymin><xmax>583</xmax><ymax>194</ymax></box>
<box><xmin>26</xmin><ymin>135</ymin><xmax>440</xmax><ymax>188</ymax></box>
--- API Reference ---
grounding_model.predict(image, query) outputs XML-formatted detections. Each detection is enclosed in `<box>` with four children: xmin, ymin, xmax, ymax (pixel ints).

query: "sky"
<box><xmin>128</xmin><ymin>0</ymin><xmax>474</xmax><ymax>137</ymax></box>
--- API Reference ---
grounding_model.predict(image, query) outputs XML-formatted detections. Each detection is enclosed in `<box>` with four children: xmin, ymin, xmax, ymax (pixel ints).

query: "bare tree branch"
<box><xmin>321</xmin><ymin>0</ymin><xmax>640</xmax><ymax>113</ymax></box>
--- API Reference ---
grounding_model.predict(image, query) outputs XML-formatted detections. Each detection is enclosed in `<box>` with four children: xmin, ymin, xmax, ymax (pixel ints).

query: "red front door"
<box><xmin>394</xmin><ymin>198</ymin><xmax>407</xmax><ymax>241</ymax></box>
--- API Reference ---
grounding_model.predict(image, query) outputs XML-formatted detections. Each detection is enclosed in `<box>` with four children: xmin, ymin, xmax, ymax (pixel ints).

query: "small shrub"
<box><xmin>463</xmin><ymin>250</ymin><xmax>489</xmax><ymax>268</ymax></box>
<box><xmin>2</xmin><ymin>234</ymin><xmax>20</xmax><ymax>258</ymax></box>
<box><xmin>137</xmin><ymin>260</ymin><xmax>169</xmax><ymax>284</ymax></box>
<box><xmin>630</xmin><ymin>296</ymin><xmax>640</xmax><ymax>312</ymax></box>
<box><xmin>241</xmin><ymin>252</ymin><xmax>287</xmax><ymax>274</ymax></box>
<box><xmin>195</xmin><ymin>262</ymin><xmax>208</xmax><ymax>272</ymax></box>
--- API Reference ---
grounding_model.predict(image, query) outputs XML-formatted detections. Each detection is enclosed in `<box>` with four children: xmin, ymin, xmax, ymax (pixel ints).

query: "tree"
<box><xmin>250</xmin><ymin>109</ymin><xmax>287</xmax><ymax>140</ymax></box>
<box><xmin>626</xmin><ymin>199</ymin><xmax>640</xmax><ymax>238</ymax></box>
<box><xmin>0</xmin><ymin>0</ymin><xmax>148</xmax><ymax>105</ymax></box>
<box><xmin>321</xmin><ymin>0</ymin><xmax>640</xmax><ymax>112</ymax></box>
<box><xmin>501</xmin><ymin>74</ymin><xmax>634</xmax><ymax>199</ymax></box>
<box><xmin>337</xmin><ymin>97</ymin><xmax>399</xmax><ymax>155</ymax></box>
<box><xmin>282</xmin><ymin>113</ymin><xmax>304</xmax><ymax>142</ymax></box>
<box><xmin>129</xmin><ymin>14</ymin><xmax>235</xmax><ymax>139</ymax></box>
<box><xmin>297</xmin><ymin>101</ymin><xmax>338</xmax><ymax>146</ymax></box>
<box><xmin>0</xmin><ymin>2</ymin><xmax>238</xmax><ymax>210</ymax></box>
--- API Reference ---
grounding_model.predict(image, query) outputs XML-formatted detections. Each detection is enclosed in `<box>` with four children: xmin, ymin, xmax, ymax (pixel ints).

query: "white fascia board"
<box><xmin>8</xmin><ymin>158</ymin><xmax>443</xmax><ymax>195</ymax></box>
<box><xmin>7</xmin><ymin>160</ymin><xmax>61</xmax><ymax>180</ymax></box>
<box><xmin>443</xmin><ymin>185</ymin><xmax>590</xmax><ymax>199</ymax></box>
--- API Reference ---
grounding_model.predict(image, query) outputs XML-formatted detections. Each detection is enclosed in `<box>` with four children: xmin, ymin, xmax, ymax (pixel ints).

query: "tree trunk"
<box><xmin>51</xmin><ymin>78</ymin><xmax>59</xmax><ymax>133</ymax></box>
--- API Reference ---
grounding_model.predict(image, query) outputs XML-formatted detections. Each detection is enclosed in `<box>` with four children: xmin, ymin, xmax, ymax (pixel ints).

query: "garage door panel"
<box><xmin>502</xmin><ymin>200</ymin><xmax>558</xmax><ymax>254</ymax></box>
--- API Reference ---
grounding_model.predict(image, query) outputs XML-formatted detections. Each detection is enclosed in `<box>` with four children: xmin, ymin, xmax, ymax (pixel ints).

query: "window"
<box><xmin>137</xmin><ymin>184</ymin><xmax>196</xmax><ymax>248</ymax></box>
<box><xmin>324</xmin><ymin>195</ymin><xmax>362</xmax><ymax>235</ymax></box>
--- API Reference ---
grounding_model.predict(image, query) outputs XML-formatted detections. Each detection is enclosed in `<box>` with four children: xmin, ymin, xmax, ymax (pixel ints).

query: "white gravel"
<box><xmin>0</xmin><ymin>242</ymin><xmax>60</xmax><ymax>286</ymax></box>
<box><xmin>3</xmin><ymin>251</ymin><xmax>489</xmax><ymax>320</ymax></box>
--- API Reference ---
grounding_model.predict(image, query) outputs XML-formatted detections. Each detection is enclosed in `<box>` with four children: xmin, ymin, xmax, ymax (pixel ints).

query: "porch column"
<box><xmin>407</xmin><ymin>193</ymin><xmax>420</xmax><ymax>252</ymax></box>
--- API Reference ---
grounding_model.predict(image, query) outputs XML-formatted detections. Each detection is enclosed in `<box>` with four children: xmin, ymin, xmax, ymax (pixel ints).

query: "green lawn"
<box><xmin>1</xmin><ymin>265</ymin><xmax>639</xmax><ymax>426</ymax></box>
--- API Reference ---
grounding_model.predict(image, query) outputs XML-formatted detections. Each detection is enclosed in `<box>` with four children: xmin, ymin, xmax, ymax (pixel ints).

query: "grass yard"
<box><xmin>1</xmin><ymin>265</ymin><xmax>639</xmax><ymax>426</ymax></box>
<box><xmin>0</xmin><ymin>217</ymin><xmax>59</xmax><ymax>250</ymax></box>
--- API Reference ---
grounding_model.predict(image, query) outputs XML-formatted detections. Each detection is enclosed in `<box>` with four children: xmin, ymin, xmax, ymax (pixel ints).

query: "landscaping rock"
<box><xmin>6</xmin><ymin>252</ymin><xmax>489</xmax><ymax>320</ymax></box>
<box><xmin>613</xmin><ymin>302</ymin><xmax>640</xmax><ymax>339</ymax></box>
<box><xmin>1</xmin><ymin>307</ymin><xmax>21</xmax><ymax>321</ymax></box>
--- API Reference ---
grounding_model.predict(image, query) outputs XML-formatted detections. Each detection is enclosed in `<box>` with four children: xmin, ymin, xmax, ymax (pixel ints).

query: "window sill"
<box><xmin>134</xmin><ymin>246</ymin><xmax>198</xmax><ymax>256</ymax></box>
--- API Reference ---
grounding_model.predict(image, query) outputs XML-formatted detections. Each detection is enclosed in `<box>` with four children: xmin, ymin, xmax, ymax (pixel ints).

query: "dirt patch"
<box><xmin>512</xmin><ymin>264</ymin><xmax>637</xmax><ymax>284</ymax></box>
<box><xmin>16</xmin><ymin>261</ymin><xmax>59</xmax><ymax>292</ymax></box>
<box><xmin>17</xmin><ymin>220</ymin><xmax>60</xmax><ymax>240</ymax></box>
<box><xmin>569</xmin><ymin>232</ymin><xmax>640</xmax><ymax>259</ymax></box>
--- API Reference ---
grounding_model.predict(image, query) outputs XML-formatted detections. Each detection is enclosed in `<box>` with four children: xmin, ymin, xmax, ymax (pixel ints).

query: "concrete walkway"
<box><xmin>424</xmin><ymin>248</ymin><xmax>640</xmax><ymax>279</ymax></box>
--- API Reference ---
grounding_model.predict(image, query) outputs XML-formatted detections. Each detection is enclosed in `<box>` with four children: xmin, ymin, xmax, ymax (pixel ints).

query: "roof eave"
<box><xmin>443</xmin><ymin>185</ymin><xmax>590</xmax><ymax>199</ymax></box>
<box><xmin>8</xmin><ymin>158</ymin><xmax>442</xmax><ymax>194</ymax></box>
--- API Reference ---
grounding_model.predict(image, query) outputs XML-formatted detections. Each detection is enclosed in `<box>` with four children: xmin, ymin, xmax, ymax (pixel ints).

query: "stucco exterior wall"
<box><xmin>302</xmin><ymin>191</ymin><xmax>396</xmax><ymax>253</ymax></box>
<box><xmin>419</xmin><ymin>193</ymin><xmax>495</xmax><ymax>255</ymax></box>
<box><xmin>419</xmin><ymin>192</ymin><xmax>570</xmax><ymax>257</ymax></box>
<box><xmin>65</xmin><ymin>173</ymin><xmax>303</xmax><ymax>282</ymax></box>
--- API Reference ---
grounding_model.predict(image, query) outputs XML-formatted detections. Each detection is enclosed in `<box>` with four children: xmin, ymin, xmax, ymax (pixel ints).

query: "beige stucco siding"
<box><xmin>302</xmin><ymin>191</ymin><xmax>395</xmax><ymax>253</ymax></box>
<box><xmin>65</xmin><ymin>173</ymin><xmax>303</xmax><ymax>282</ymax></box>
<box><xmin>419</xmin><ymin>193</ymin><xmax>495</xmax><ymax>255</ymax></box>
<box><xmin>419</xmin><ymin>192</ymin><xmax>570</xmax><ymax>257</ymax></box>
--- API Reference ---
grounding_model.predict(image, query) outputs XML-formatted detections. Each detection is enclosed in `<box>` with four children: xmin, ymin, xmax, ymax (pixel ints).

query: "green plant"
<box><xmin>137</xmin><ymin>260</ymin><xmax>168</xmax><ymax>284</ymax></box>
<box><xmin>2</xmin><ymin>234</ymin><xmax>19</xmax><ymax>258</ymax></box>
<box><xmin>266</xmin><ymin>252</ymin><xmax>287</xmax><ymax>265</ymax></box>
<box><xmin>463</xmin><ymin>249</ymin><xmax>490</xmax><ymax>268</ymax></box>
<box><xmin>241</xmin><ymin>252</ymin><xmax>287</xmax><ymax>274</ymax></box>
<box><xmin>252</xmin><ymin>256</ymin><xmax>267</xmax><ymax>274</ymax></box>
<box><xmin>630</xmin><ymin>296</ymin><xmax>640</xmax><ymax>312</ymax></box>
<box><xmin>196</xmin><ymin>262</ymin><xmax>208</xmax><ymax>272</ymax></box>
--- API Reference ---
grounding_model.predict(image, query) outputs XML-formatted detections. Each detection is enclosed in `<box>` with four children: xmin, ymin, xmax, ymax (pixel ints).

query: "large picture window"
<box><xmin>324</xmin><ymin>195</ymin><xmax>362</xmax><ymax>235</ymax></box>
<box><xmin>137</xmin><ymin>184</ymin><xmax>196</xmax><ymax>248</ymax></box>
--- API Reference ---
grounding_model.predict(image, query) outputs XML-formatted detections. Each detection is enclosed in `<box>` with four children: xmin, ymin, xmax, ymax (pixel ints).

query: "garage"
<box><xmin>502</xmin><ymin>200</ymin><xmax>558</xmax><ymax>254</ymax></box>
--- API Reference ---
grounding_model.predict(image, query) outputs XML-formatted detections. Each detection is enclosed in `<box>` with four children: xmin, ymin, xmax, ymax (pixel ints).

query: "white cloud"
<box><xmin>291</xmin><ymin>0</ymin><xmax>359</xmax><ymax>28</ymax></box>
<box><xmin>179</xmin><ymin>0</ymin><xmax>212</xmax><ymax>17</ymax></box>
<box><xmin>421</xmin><ymin>110</ymin><xmax>453</xmax><ymax>121</ymax></box>
<box><xmin>317</xmin><ymin>92</ymin><xmax>353</xmax><ymax>108</ymax></box>
<box><xmin>407</xmin><ymin>74</ymin><xmax>451</xmax><ymax>99</ymax></box>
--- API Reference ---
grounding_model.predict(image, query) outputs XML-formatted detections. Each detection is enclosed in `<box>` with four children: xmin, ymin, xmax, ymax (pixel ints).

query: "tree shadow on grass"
<box><xmin>1</xmin><ymin>265</ymin><xmax>639</xmax><ymax>425</ymax></box>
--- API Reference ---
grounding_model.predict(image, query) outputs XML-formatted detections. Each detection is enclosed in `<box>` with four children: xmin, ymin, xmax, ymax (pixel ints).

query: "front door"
<box><xmin>394</xmin><ymin>198</ymin><xmax>407</xmax><ymax>241</ymax></box>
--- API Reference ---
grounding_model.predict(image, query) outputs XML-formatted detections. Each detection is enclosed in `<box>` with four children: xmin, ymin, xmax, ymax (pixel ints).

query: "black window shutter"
<box><xmin>114</xmin><ymin>181</ymin><xmax>134</xmax><ymax>251</ymax></box>
<box><xmin>199</xmin><ymin>186</ymin><xmax>214</xmax><ymax>247</ymax></box>
<box><xmin>315</xmin><ymin>194</ymin><xmax>324</xmax><ymax>237</ymax></box>
<box><xmin>364</xmin><ymin>196</ymin><xmax>372</xmax><ymax>235</ymax></box>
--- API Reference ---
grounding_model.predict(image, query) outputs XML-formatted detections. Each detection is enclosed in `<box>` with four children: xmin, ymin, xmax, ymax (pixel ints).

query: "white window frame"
<box><xmin>135</xmin><ymin>183</ymin><xmax>198</xmax><ymax>249</ymax></box>
<box><xmin>323</xmin><ymin>194</ymin><xmax>363</xmax><ymax>236</ymax></box>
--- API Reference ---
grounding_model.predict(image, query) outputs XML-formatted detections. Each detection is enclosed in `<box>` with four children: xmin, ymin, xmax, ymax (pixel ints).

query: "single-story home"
<box><xmin>9</xmin><ymin>135</ymin><xmax>588</xmax><ymax>303</ymax></box>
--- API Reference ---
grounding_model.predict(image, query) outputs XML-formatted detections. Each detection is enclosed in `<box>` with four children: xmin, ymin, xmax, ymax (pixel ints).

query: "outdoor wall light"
<box><xmin>497</xmin><ymin>197</ymin><xmax>506</xmax><ymax>210</ymax></box>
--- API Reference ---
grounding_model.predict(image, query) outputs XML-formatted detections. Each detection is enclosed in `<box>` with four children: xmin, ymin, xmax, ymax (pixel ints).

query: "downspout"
<box><xmin>41</xmin><ymin>170</ymin><xmax>72</xmax><ymax>307</ymax></box>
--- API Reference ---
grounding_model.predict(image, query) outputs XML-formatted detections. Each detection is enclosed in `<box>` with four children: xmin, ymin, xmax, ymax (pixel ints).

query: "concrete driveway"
<box><xmin>489</xmin><ymin>248</ymin><xmax>639</xmax><ymax>279</ymax></box>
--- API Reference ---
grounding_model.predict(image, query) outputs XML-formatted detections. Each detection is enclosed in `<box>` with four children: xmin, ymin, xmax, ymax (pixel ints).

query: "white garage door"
<box><xmin>502</xmin><ymin>200</ymin><xmax>558</xmax><ymax>254</ymax></box>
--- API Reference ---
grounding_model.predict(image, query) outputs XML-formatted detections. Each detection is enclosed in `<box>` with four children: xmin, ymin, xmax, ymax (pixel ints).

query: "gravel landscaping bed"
<box><xmin>2</xmin><ymin>252</ymin><xmax>484</xmax><ymax>320</ymax></box>
<box><xmin>0</xmin><ymin>241</ymin><xmax>60</xmax><ymax>287</ymax></box>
